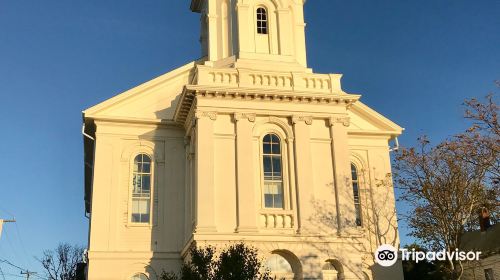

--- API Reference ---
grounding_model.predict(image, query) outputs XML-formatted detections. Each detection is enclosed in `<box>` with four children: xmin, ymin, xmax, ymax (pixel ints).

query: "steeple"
<box><xmin>191</xmin><ymin>0</ymin><xmax>309</xmax><ymax>72</ymax></box>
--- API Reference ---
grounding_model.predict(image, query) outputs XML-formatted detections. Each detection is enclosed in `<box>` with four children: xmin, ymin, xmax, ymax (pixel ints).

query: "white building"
<box><xmin>82</xmin><ymin>1</ymin><xmax>404</xmax><ymax>279</ymax></box>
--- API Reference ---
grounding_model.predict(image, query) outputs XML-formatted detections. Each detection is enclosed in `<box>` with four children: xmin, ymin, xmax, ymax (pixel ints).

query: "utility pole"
<box><xmin>20</xmin><ymin>270</ymin><xmax>37</xmax><ymax>280</ymax></box>
<box><xmin>0</xmin><ymin>219</ymin><xmax>16</xmax><ymax>239</ymax></box>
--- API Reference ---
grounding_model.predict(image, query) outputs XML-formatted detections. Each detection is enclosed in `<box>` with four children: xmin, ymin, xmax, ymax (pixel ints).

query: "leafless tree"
<box><xmin>38</xmin><ymin>243</ymin><xmax>85</xmax><ymax>280</ymax></box>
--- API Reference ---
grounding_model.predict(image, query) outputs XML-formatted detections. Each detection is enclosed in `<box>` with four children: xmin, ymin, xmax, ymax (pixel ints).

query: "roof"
<box><xmin>460</xmin><ymin>223</ymin><xmax>500</xmax><ymax>255</ymax></box>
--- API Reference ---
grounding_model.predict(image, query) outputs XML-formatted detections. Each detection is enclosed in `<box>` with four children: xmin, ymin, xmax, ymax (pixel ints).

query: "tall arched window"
<box><xmin>131</xmin><ymin>273</ymin><xmax>149</xmax><ymax>280</ymax></box>
<box><xmin>256</xmin><ymin>7</ymin><xmax>268</xmax><ymax>34</ymax></box>
<box><xmin>132</xmin><ymin>154</ymin><xmax>152</xmax><ymax>223</ymax></box>
<box><xmin>351</xmin><ymin>163</ymin><xmax>362</xmax><ymax>227</ymax></box>
<box><xmin>263</xmin><ymin>134</ymin><xmax>283</xmax><ymax>208</ymax></box>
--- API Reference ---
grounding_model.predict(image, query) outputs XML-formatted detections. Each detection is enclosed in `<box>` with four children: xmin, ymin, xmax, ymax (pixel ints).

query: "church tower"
<box><xmin>82</xmin><ymin>2</ymin><xmax>404</xmax><ymax>279</ymax></box>
<box><xmin>191</xmin><ymin>0</ymin><xmax>309</xmax><ymax>71</ymax></box>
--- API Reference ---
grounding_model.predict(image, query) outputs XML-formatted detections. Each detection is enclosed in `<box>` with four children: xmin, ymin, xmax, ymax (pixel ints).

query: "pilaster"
<box><xmin>207</xmin><ymin>11</ymin><xmax>219</xmax><ymax>61</ymax></box>
<box><xmin>236</xmin><ymin>4</ymin><xmax>252</xmax><ymax>53</ymax></box>
<box><xmin>291</xmin><ymin>115</ymin><xmax>314</xmax><ymax>233</ymax></box>
<box><xmin>233</xmin><ymin>113</ymin><xmax>258</xmax><ymax>232</ymax></box>
<box><xmin>194</xmin><ymin>111</ymin><xmax>217</xmax><ymax>232</ymax></box>
<box><xmin>276</xmin><ymin>9</ymin><xmax>293</xmax><ymax>56</ymax></box>
<box><xmin>328</xmin><ymin>115</ymin><xmax>356</xmax><ymax>235</ymax></box>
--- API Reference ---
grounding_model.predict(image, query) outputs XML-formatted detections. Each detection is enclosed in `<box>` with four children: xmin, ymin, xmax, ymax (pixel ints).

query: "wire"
<box><xmin>0</xmin><ymin>259</ymin><xmax>25</xmax><ymax>271</ymax></box>
<box><xmin>0</xmin><ymin>259</ymin><xmax>48</xmax><ymax>280</ymax></box>
<box><xmin>0</xmin><ymin>264</ymin><xmax>6</xmax><ymax>280</ymax></box>
<box><xmin>1</xmin><ymin>272</ymin><xmax>24</xmax><ymax>278</ymax></box>
<box><xmin>2</xmin><ymin>228</ymin><xmax>29</xmax><ymax>269</ymax></box>
<box><xmin>14</xmin><ymin>223</ymin><xmax>32</xmax><ymax>269</ymax></box>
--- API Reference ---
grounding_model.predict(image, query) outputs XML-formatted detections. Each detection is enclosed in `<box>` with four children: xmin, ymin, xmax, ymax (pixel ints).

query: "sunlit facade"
<box><xmin>82</xmin><ymin>1</ymin><xmax>404</xmax><ymax>279</ymax></box>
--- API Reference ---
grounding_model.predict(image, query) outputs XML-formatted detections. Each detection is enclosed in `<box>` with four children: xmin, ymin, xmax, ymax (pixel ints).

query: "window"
<box><xmin>485</xmin><ymin>268</ymin><xmax>495</xmax><ymax>280</ymax></box>
<box><xmin>131</xmin><ymin>154</ymin><xmax>152</xmax><ymax>223</ymax></box>
<box><xmin>263</xmin><ymin>134</ymin><xmax>283</xmax><ymax>208</ymax></box>
<box><xmin>256</xmin><ymin>7</ymin><xmax>268</xmax><ymax>34</ymax></box>
<box><xmin>131</xmin><ymin>274</ymin><xmax>149</xmax><ymax>280</ymax></box>
<box><xmin>351</xmin><ymin>164</ymin><xmax>362</xmax><ymax>227</ymax></box>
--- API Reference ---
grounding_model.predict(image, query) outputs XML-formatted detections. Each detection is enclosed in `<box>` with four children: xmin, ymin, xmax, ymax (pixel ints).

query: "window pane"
<box><xmin>133</xmin><ymin>174</ymin><xmax>141</xmax><ymax>193</ymax></box>
<box><xmin>142</xmin><ymin>176</ymin><xmax>150</xmax><ymax>192</ymax></box>
<box><xmin>132</xmin><ymin>214</ymin><xmax>141</xmax><ymax>223</ymax></box>
<box><xmin>263</xmin><ymin>142</ymin><xmax>272</xmax><ymax>154</ymax></box>
<box><xmin>355</xmin><ymin>204</ymin><xmax>362</xmax><ymax>226</ymax></box>
<box><xmin>132</xmin><ymin>199</ymin><xmax>139</xmax><ymax>213</ymax></box>
<box><xmin>142</xmin><ymin>162</ymin><xmax>151</xmax><ymax>173</ymax></box>
<box><xmin>263</xmin><ymin>156</ymin><xmax>272</xmax><ymax>172</ymax></box>
<box><xmin>265</xmin><ymin>194</ymin><xmax>273</xmax><ymax>208</ymax></box>
<box><xmin>272</xmin><ymin>157</ymin><xmax>281</xmax><ymax>176</ymax></box>
<box><xmin>351</xmin><ymin>164</ymin><xmax>358</xmax><ymax>181</ymax></box>
<box><xmin>352</xmin><ymin>182</ymin><xmax>359</xmax><ymax>196</ymax></box>
<box><xmin>274</xmin><ymin>194</ymin><xmax>283</xmax><ymax>208</ymax></box>
<box><xmin>140</xmin><ymin>213</ymin><xmax>150</xmax><ymax>223</ymax></box>
<box><xmin>270</xmin><ymin>143</ymin><xmax>279</xmax><ymax>154</ymax></box>
<box><xmin>140</xmin><ymin>199</ymin><xmax>150</xmax><ymax>214</ymax></box>
<box><xmin>263</xmin><ymin>134</ymin><xmax>271</xmax><ymax>142</ymax></box>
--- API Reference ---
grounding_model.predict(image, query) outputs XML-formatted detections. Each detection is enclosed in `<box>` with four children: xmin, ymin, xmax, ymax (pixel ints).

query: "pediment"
<box><xmin>348</xmin><ymin>102</ymin><xmax>404</xmax><ymax>137</ymax></box>
<box><xmin>83</xmin><ymin>61</ymin><xmax>197</xmax><ymax>123</ymax></box>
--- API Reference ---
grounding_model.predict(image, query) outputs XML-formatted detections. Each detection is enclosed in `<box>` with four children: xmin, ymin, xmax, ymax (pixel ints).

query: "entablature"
<box><xmin>174</xmin><ymin>85</ymin><xmax>360</xmax><ymax>126</ymax></box>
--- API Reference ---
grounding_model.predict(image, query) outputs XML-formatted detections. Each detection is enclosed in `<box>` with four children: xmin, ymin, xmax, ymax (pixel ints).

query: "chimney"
<box><xmin>479</xmin><ymin>207</ymin><xmax>491</xmax><ymax>232</ymax></box>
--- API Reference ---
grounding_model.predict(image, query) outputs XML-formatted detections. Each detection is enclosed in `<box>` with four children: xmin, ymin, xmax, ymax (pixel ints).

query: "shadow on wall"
<box><xmin>299</xmin><ymin>171</ymin><xmax>402</xmax><ymax>280</ymax></box>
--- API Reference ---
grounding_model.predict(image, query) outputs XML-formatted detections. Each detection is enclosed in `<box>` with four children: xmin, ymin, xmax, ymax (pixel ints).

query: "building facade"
<box><xmin>82</xmin><ymin>1</ymin><xmax>404</xmax><ymax>279</ymax></box>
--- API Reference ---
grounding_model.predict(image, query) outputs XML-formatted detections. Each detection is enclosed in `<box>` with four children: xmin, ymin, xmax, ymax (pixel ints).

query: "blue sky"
<box><xmin>0</xmin><ymin>0</ymin><xmax>498</xmax><ymax>278</ymax></box>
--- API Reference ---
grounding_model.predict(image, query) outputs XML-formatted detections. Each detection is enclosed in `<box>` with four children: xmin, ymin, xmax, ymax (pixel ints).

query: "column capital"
<box><xmin>233</xmin><ymin>112</ymin><xmax>256</xmax><ymax>122</ymax></box>
<box><xmin>328</xmin><ymin>116</ymin><xmax>350</xmax><ymax>127</ymax></box>
<box><xmin>291</xmin><ymin>115</ymin><xmax>313</xmax><ymax>125</ymax></box>
<box><xmin>195</xmin><ymin>111</ymin><xmax>217</xmax><ymax>121</ymax></box>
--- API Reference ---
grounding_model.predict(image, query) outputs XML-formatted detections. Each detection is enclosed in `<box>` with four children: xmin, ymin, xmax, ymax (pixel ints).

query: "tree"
<box><xmin>161</xmin><ymin>243</ymin><xmax>275</xmax><ymax>280</ymax></box>
<box><xmin>460</xmin><ymin>89</ymin><xmax>500</xmax><ymax>186</ymax></box>
<box><xmin>38</xmin><ymin>243</ymin><xmax>85</xmax><ymax>280</ymax></box>
<box><xmin>394</xmin><ymin>88</ymin><xmax>500</xmax><ymax>279</ymax></box>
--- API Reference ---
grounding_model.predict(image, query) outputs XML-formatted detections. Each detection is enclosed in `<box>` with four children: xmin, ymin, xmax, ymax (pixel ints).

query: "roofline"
<box><xmin>83</xmin><ymin>60</ymin><xmax>199</xmax><ymax>118</ymax></box>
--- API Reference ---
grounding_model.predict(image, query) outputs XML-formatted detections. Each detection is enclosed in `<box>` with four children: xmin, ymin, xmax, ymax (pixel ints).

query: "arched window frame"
<box><xmin>256</xmin><ymin>6</ymin><xmax>269</xmax><ymax>35</ymax></box>
<box><xmin>261</xmin><ymin>133</ymin><xmax>284</xmax><ymax>209</ymax></box>
<box><xmin>254</xmin><ymin>119</ymin><xmax>294</xmax><ymax>214</ymax></box>
<box><xmin>350</xmin><ymin>163</ymin><xmax>362</xmax><ymax>227</ymax></box>
<box><xmin>128</xmin><ymin>152</ymin><xmax>155</xmax><ymax>226</ymax></box>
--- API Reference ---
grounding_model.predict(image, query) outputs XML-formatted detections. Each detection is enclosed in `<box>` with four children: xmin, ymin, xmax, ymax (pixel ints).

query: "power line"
<box><xmin>14</xmin><ymin>223</ymin><xmax>33</xmax><ymax>270</ymax></box>
<box><xmin>0</xmin><ymin>259</ymin><xmax>26</xmax><ymax>271</ymax></box>
<box><xmin>0</xmin><ymin>264</ymin><xmax>6</xmax><ymax>280</ymax></box>
<box><xmin>0</xmin><ymin>259</ymin><xmax>47</xmax><ymax>280</ymax></box>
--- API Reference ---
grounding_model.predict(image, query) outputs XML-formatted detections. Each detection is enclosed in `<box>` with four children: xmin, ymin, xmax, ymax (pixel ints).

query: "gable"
<box><xmin>83</xmin><ymin>61</ymin><xmax>197</xmax><ymax>122</ymax></box>
<box><xmin>348</xmin><ymin>101</ymin><xmax>404</xmax><ymax>137</ymax></box>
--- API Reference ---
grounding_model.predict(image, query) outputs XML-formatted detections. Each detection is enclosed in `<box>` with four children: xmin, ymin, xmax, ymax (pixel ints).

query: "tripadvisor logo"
<box><xmin>375</xmin><ymin>244</ymin><xmax>398</xmax><ymax>267</ymax></box>
<box><xmin>374</xmin><ymin>244</ymin><xmax>482</xmax><ymax>267</ymax></box>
